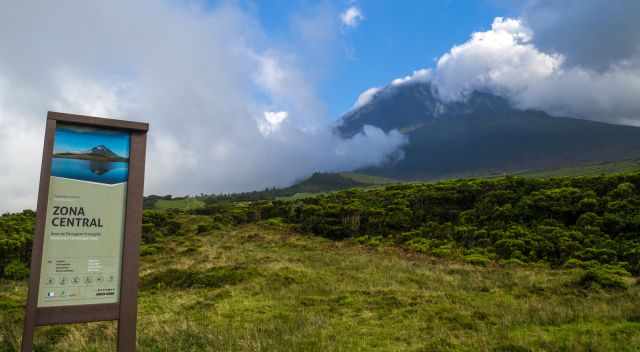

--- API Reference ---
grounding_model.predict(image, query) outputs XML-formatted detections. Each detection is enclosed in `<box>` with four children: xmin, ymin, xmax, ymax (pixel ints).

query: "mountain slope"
<box><xmin>339</xmin><ymin>82</ymin><xmax>640</xmax><ymax>179</ymax></box>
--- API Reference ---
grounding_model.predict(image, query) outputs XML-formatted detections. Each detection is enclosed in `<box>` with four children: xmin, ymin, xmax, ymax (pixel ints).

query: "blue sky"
<box><xmin>54</xmin><ymin>126</ymin><xmax>130</xmax><ymax>158</ymax></box>
<box><xmin>224</xmin><ymin>0</ymin><xmax>516</xmax><ymax>118</ymax></box>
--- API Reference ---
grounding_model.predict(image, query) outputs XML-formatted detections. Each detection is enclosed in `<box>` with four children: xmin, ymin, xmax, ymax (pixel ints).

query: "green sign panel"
<box><xmin>37</xmin><ymin>124</ymin><xmax>130</xmax><ymax>307</ymax></box>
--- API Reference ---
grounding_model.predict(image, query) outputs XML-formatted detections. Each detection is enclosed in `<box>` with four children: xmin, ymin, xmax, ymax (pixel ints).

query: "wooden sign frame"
<box><xmin>22</xmin><ymin>112</ymin><xmax>148</xmax><ymax>352</ymax></box>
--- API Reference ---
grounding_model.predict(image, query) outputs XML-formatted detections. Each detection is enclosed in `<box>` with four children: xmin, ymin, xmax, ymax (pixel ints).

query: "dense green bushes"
<box><xmin>243</xmin><ymin>173</ymin><xmax>640</xmax><ymax>274</ymax></box>
<box><xmin>0</xmin><ymin>210</ymin><xmax>34</xmax><ymax>279</ymax></box>
<box><xmin>3</xmin><ymin>173</ymin><xmax>640</xmax><ymax>281</ymax></box>
<box><xmin>575</xmin><ymin>264</ymin><xmax>631</xmax><ymax>289</ymax></box>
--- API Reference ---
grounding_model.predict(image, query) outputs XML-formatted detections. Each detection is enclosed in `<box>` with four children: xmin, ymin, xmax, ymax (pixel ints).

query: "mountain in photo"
<box><xmin>54</xmin><ymin>144</ymin><xmax>128</xmax><ymax>162</ymax></box>
<box><xmin>338</xmin><ymin>82</ymin><xmax>640</xmax><ymax>179</ymax></box>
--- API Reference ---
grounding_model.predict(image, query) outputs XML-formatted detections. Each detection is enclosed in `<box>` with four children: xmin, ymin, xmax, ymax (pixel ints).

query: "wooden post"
<box><xmin>117</xmin><ymin>131</ymin><xmax>147</xmax><ymax>351</ymax></box>
<box><xmin>21</xmin><ymin>118</ymin><xmax>56</xmax><ymax>352</ymax></box>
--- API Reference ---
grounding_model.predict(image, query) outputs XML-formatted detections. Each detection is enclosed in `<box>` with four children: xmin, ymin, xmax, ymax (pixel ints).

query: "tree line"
<box><xmin>192</xmin><ymin>173</ymin><xmax>640</xmax><ymax>275</ymax></box>
<box><xmin>2</xmin><ymin>173</ymin><xmax>640</xmax><ymax>281</ymax></box>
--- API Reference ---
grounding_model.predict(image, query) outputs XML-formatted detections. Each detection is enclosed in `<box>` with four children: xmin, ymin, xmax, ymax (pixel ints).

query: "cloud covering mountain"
<box><xmin>355</xmin><ymin>0</ymin><xmax>640</xmax><ymax>126</ymax></box>
<box><xmin>0</xmin><ymin>1</ymin><xmax>405</xmax><ymax>212</ymax></box>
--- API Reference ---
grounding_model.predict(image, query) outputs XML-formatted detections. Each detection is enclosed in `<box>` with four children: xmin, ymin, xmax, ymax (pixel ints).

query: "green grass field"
<box><xmin>2</xmin><ymin>220</ymin><xmax>639</xmax><ymax>351</ymax></box>
<box><xmin>514</xmin><ymin>159</ymin><xmax>640</xmax><ymax>178</ymax></box>
<box><xmin>153</xmin><ymin>197</ymin><xmax>205</xmax><ymax>210</ymax></box>
<box><xmin>339</xmin><ymin>172</ymin><xmax>397</xmax><ymax>185</ymax></box>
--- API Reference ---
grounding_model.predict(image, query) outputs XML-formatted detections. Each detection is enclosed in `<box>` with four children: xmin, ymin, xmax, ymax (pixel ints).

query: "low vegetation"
<box><xmin>514</xmin><ymin>159</ymin><xmax>640</xmax><ymax>178</ymax></box>
<box><xmin>0</xmin><ymin>211</ymin><xmax>33</xmax><ymax>281</ymax></box>
<box><xmin>2</xmin><ymin>172</ymin><xmax>640</xmax><ymax>350</ymax></box>
<box><xmin>192</xmin><ymin>172</ymin><xmax>640</xmax><ymax>277</ymax></box>
<box><xmin>1</xmin><ymin>222</ymin><xmax>640</xmax><ymax>351</ymax></box>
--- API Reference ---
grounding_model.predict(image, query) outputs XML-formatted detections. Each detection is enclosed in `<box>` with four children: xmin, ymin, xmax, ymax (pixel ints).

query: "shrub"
<box><xmin>140</xmin><ymin>244</ymin><xmax>161</xmax><ymax>257</ymax></box>
<box><xmin>365</xmin><ymin>235</ymin><xmax>383</xmax><ymax>247</ymax></box>
<box><xmin>431</xmin><ymin>246</ymin><xmax>453</xmax><ymax>258</ymax></box>
<box><xmin>196</xmin><ymin>224</ymin><xmax>213</xmax><ymax>234</ymax></box>
<box><xmin>264</xmin><ymin>217</ymin><xmax>284</xmax><ymax>226</ymax></box>
<box><xmin>165</xmin><ymin>219</ymin><xmax>184</xmax><ymax>236</ymax></box>
<box><xmin>499</xmin><ymin>258</ymin><xmax>525</xmax><ymax>267</ymax></box>
<box><xmin>495</xmin><ymin>239</ymin><xmax>526</xmax><ymax>259</ymax></box>
<box><xmin>353</xmin><ymin>235</ymin><xmax>384</xmax><ymax>247</ymax></box>
<box><xmin>576</xmin><ymin>212</ymin><xmax>602</xmax><ymax>229</ymax></box>
<box><xmin>4</xmin><ymin>260</ymin><xmax>29</xmax><ymax>280</ymax></box>
<box><xmin>406</xmin><ymin>238</ymin><xmax>432</xmax><ymax>253</ymax></box>
<box><xmin>464</xmin><ymin>254</ymin><xmax>491</xmax><ymax>267</ymax></box>
<box><xmin>608</xmin><ymin>182</ymin><xmax>636</xmax><ymax>199</ymax></box>
<box><xmin>563</xmin><ymin>258</ymin><xmax>583</xmax><ymax>269</ymax></box>
<box><xmin>142</xmin><ymin>225</ymin><xmax>162</xmax><ymax>244</ymax></box>
<box><xmin>575</xmin><ymin>265</ymin><xmax>630</xmax><ymax>290</ymax></box>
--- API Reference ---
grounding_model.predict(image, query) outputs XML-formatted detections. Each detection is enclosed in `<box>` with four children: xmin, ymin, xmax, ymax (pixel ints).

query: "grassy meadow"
<box><xmin>3</xmin><ymin>171</ymin><xmax>640</xmax><ymax>351</ymax></box>
<box><xmin>153</xmin><ymin>198</ymin><xmax>206</xmax><ymax>211</ymax></box>
<box><xmin>2</xmin><ymin>219</ymin><xmax>640</xmax><ymax>351</ymax></box>
<box><xmin>514</xmin><ymin>159</ymin><xmax>640</xmax><ymax>179</ymax></box>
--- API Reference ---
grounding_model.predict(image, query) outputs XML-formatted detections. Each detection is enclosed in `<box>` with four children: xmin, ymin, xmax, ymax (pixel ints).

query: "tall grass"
<box><xmin>1</xmin><ymin>222</ymin><xmax>639</xmax><ymax>351</ymax></box>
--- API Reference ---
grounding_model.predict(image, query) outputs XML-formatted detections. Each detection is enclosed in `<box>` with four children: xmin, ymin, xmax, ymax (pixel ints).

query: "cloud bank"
<box><xmin>355</xmin><ymin>0</ymin><xmax>640</xmax><ymax>125</ymax></box>
<box><xmin>0</xmin><ymin>1</ymin><xmax>405</xmax><ymax>212</ymax></box>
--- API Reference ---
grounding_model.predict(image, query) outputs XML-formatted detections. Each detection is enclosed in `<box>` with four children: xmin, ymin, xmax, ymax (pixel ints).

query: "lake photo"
<box><xmin>51</xmin><ymin>158</ymin><xmax>129</xmax><ymax>184</ymax></box>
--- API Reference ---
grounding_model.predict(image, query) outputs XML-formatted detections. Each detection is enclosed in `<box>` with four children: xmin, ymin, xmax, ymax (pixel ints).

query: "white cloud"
<box><xmin>264</xmin><ymin>111</ymin><xmax>289</xmax><ymax>126</ymax></box>
<box><xmin>340</xmin><ymin>6</ymin><xmax>364</xmax><ymax>28</ymax></box>
<box><xmin>350</xmin><ymin>69</ymin><xmax>432</xmax><ymax>112</ymax></box>
<box><xmin>352</xmin><ymin>87</ymin><xmax>381</xmax><ymax>110</ymax></box>
<box><xmin>334</xmin><ymin>125</ymin><xmax>407</xmax><ymax>165</ymax></box>
<box><xmin>432</xmin><ymin>17</ymin><xmax>562</xmax><ymax>101</ymax></box>
<box><xmin>355</xmin><ymin>8</ymin><xmax>640</xmax><ymax>125</ymax></box>
<box><xmin>429</xmin><ymin>15</ymin><xmax>640</xmax><ymax>123</ymax></box>
<box><xmin>258</xmin><ymin>111</ymin><xmax>288</xmax><ymax>136</ymax></box>
<box><xmin>391</xmin><ymin>68</ymin><xmax>432</xmax><ymax>87</ymax></box>
<box><xmin>254</xmin><ymin>54</ymin><xmax>289</xmax><ymax>96</ymax></box>
<box><xmin>0</xmin><ymin>1</ymin><xmax>405</xmax><ymax>212</ymax></box>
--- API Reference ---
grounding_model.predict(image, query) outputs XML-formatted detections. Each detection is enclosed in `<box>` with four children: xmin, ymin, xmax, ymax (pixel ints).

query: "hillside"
<box><xmin>339</xmin><ymin>82</ymin><xmax>640</xmax><ymax>180</ymax></box>
<box><xmin>2</xmin><ymin>222</ymin><xmax>639</xmax><ymax>351</ymax></box>
<box><xmin>145</xmin><ymin>160</ymin><xmax>640</xmax><ymax>210</ymax></box>
<box><xmin>144</xmin><ymin>161</ymin><xmax>640</xmax><ymax>210</ymax></box>
<box><xmin>144</xmin><ymin>173</ymin><xmax>385</xmax><ymax>209</ymax></box>
<box><xmin>514</xmin><ymin>159</ymin><xmax>640</xmax><ymax>178</ymax></box>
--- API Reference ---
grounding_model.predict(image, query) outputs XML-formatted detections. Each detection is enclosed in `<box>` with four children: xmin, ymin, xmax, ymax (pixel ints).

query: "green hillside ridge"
<box><xmin>514</xmin><ymin>159</ymin><xmax>640</xmax><ymax>178</ymax></box>
<box><xmin>144</xmin><ymin>160</ymin><xmax>640</xmax><ymax>211</ymax></box>
<box><xmin>154</xmin><ymin>197</ymin><xmax>205</xmax><ymax>210</ymax></box>
<box><xmin>3</xmin><ymin>172</ymin><xmax>640</xmax><ymax>350</ymax></box>
<box><xmin>397</xmin><ymin>159</ymin><xmax>640</xmax><ymax>183</ymax></box>
<box><xmin>338</xmin><ymin>172</ymin><xmax>397</xmax><ymax>185</ymax></box>
<box><xmin>144</xmin><ymin>172</ymin><xmax>379</xmax><ymax>209</ymax></box>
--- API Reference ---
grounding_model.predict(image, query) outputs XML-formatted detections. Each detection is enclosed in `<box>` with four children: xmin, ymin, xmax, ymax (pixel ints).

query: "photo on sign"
<box><xmin>51</xmin><ymin>124</ymin><xmax>130</xmax><ymax>184</ymax></box>
<box><xmin>37</xmin><ymin>121</ymin><xmax>132</xmax><ymax>308</ymax></box>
